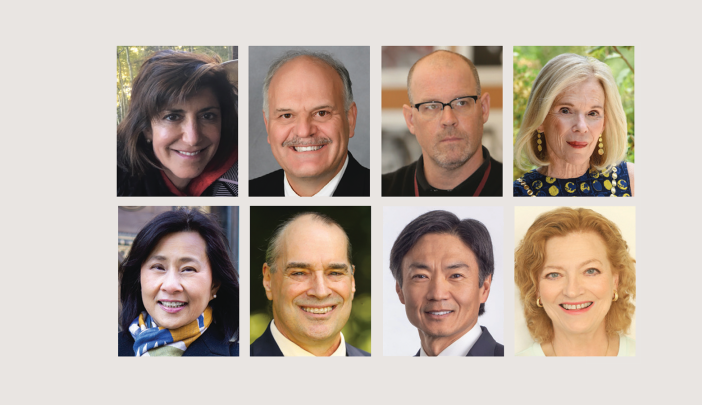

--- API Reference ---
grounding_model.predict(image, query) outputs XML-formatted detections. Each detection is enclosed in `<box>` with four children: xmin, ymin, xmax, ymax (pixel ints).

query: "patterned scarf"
<box><xmin>129</xmin><ymin>306</ymin><xmax>213</xmax><ymax>357</ymax></box>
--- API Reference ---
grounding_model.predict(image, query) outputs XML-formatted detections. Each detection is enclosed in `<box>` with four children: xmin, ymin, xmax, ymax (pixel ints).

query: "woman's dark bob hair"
<box><xmin>119</xmin><ymin>208</ymin><xmax>239</xmax><ymax>340</ymax></box>
<box><xmin>117</xmin><ymin>50</ymin><xmax>237</xmax><ymax>178</ymax></box>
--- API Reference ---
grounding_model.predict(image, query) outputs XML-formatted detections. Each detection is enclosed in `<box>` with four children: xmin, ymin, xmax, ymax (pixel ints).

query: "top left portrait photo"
<box><xmin>117</xmin><ymin>46</ymin><xmax>239</xmax><ymax>197</ymax></box>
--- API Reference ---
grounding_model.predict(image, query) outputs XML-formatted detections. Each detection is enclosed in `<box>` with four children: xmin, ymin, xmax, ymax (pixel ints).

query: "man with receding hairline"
<box><xmin>251</xmin><ymin>212</ymin><xmax>370</xmax><ymax>356</ymax></box>
<box><xmin>250</xmin><ymin>50</ymin><xmax>370</xmax><ymax>197</ymax></box>
<box><xmin>383</xmin><ymin>50</ymin><xmax>502</xmax><ymax>196</ymax></box>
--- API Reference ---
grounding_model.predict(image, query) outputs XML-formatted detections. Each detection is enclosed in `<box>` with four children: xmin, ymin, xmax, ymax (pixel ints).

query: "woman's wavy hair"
<box><xmin>514</xmin><ymin>208</ymin><xmax>635</xmax><ymax>343</ymax></box>
<box><xmin>117</xmin><ymin>50</ymin><xmax>237</xmax><ymax>177</ymax></box>
<box><xmin>514</xmin><ymin>53</ymin><xmax>627</xmax><ymax>172</ymax></box>
<box><xmin>119</xmin><ymin>208</ymin><xmax>239</xmax><ymax>340</ymax></box>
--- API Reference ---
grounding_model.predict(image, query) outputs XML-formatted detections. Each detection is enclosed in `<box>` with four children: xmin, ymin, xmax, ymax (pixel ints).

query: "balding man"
<box><xmin>250</xmin><ymin>50</ymin><xmax>370</xmax><ymax>197</ymax></box>
<box><xmin>383</xmin><ymin>50</ymin><xmax>502</xmax><ymax>196</ymax></box>
<box><xmin>251</xmin><ymin>212</ymin><xmax>370</xmax><ymax>356</ymax></box>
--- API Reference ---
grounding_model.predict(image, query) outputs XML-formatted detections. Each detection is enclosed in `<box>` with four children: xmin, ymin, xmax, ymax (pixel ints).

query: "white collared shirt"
<box><xmin>419</xmin><ymin>322</ymin><xmax>482</xmax><ymax>356</ymax></box>
<box><xmin>270</xmin><ymin>320</ymin><xmax>347</xmax><ymax>357</ymax></box>
<box><xmin>283</xmin><ymin>154</ymin><xmax>349</xmax><ymax>197</ymax></box>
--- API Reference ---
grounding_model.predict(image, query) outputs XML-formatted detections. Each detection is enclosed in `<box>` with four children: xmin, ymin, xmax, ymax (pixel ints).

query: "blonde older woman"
<box><xmin>514</xmin><ymin>207</ymin><xmax>635</xmax><ymax>356</ymax></box>
<box><xmin>514</xmin><ymin>53</ymin><xmax>634</xmax><ymax>196</ymax></box>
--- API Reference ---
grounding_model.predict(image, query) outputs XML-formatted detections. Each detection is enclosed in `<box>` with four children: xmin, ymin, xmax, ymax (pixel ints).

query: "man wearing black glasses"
<box><xmin>382</xmin><ymin>50</ymin><xmax>502</xmax><ymax>196</ymax></box>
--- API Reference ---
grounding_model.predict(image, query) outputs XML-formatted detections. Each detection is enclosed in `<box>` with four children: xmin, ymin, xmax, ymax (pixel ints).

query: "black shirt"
<box><xmin>382</xmin><ymin>146</ymin><xmax>502</xmax><ymax>196</ymax></box>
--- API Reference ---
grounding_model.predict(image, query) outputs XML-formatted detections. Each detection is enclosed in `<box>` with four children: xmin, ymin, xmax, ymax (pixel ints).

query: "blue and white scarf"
<box><xmin>129</xmin><ymin>306</ymin><xmax>212</xmax><ymax>356</ymax></box>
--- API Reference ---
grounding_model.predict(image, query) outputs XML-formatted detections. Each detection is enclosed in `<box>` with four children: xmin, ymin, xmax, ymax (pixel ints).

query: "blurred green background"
<box><xmin>513</xmin><ymin>46</ymin><xmax>635</xmax><ymax>180</ymax></box>
<box><xmin>116</xmin><ymin>46</ymin><xmax>237</xmax><ymax>126</ymax></box>
<box><xmin>249</xmin><ymin>206</ymin><xmax>371</xmax><ymax>353</ymax></box>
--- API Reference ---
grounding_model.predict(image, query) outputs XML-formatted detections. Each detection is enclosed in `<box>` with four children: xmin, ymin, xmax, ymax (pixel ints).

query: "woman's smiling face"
<box><xmin>140</xmin><ymin>232</ymin><xmax>218</xmax><ymax>330</ymax></box>
<box><xmin>538</xmin><ymin>232</ymin><xmax>618</xmax><ymax>338</ymax></box>
<box><xmin>539</xmin><ymin>78</ymin><xmax>606</xmax><ymax>172</ymax></box>
<box><xmin>146</xmin><ymin>88</ymin><xmax>221</xmax><ymax>190</ymax></box>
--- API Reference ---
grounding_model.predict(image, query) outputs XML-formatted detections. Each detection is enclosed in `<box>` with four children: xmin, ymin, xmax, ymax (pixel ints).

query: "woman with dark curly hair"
<box><xmin>117</xmin><ymin>50</ymin><xmax>238</xmax><ymax>196</ymax></box>
<box><xmin>118</xmin><ymin>208</ymin><xmax>239</xmax><ymax>356</ymax></box>
<box><xmin>515</xmin><ymin>207</ymin><xmax>635</xmax><ymax>356</ymax></box>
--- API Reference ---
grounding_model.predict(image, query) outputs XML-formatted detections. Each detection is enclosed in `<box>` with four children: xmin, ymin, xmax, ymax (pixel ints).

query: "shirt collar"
<box><xmin>419</xmin><ymin>321</ymin><xmax>482</xmax><ymax>356</ymax></box>
<box><xmin>283</xmin><ymin>154</ymin><xmax>349</xmax><ymax>197</ymax></box>
<box><xmin>270</xmin><ymin>320</ymin><xmax>346</xmax><ymax>357</ymax></box>
<box><xmin>415</xmin><ymin>146</ymin><xmax>491</xmax><ymax>196</ymax></box>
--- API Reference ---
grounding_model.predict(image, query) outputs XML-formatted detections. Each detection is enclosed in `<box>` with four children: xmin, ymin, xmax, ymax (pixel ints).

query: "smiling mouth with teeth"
<box><xmin>160</xmin><ymin>301</ymin><xmax>186</xmax><ymax>308</ymax></box>
<box><xmin>301</xmin><ymin>306</ymin><xmax>335</xmax><ymax>314</ymax></box>
<box><xmin>560</xmin><ymin>302</ymin><xmax>593</xmax><ymax>310</ymax></box>
<box><xmin>175</xmin><ymin>149</ymin><xmax>203</xmax><ymax>156</ymax></box>
<box><xmin>427</xmin><ymin>310</ymin><xmax>453</xmax><ymax>316</ymax></box>
<box><xmin>293</xmin><ymin>145</ymin><xmax>324</xmax><ymax>152</ymax></box>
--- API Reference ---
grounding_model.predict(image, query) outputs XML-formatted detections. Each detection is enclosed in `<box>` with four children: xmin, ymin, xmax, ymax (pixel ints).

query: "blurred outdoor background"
<box><xmin>117</xmin><ymin>206</ymin><xmax>239</xmax><ymax>331</ymax></box>
<box><xmin>513</xmin><ymin>46</ymin><xmax>635</xmax><ymax>180</ymax></box>
<box><xmin>249</xmin><ymin>206</ymin><xmax>371</xmax><ymax>353</ymax></box>
<box><xmin>381</xmin><ymin>46</ymin><xmax>504</xmax><ymax>174</ymax></box>
<box><xmin>116</xmin><ymin>46</ymin><xmax>238</xmax><ymax>126</ymax></box>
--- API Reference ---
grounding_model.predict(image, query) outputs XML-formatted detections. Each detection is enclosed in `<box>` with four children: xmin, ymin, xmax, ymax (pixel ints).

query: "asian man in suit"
<box><xmin>389</xmin><ymin>210</ymin><xmax>503</xmax><ymax>356</ymax></box>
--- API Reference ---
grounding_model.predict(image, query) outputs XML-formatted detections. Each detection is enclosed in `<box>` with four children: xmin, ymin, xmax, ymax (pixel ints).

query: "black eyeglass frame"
<box><xmin>413</xmin><ymin>95</ymin><xmax>479</xmax><ymax>111</ymax></box>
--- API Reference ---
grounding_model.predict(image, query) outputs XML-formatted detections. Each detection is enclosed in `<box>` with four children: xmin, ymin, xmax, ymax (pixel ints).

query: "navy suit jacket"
<box><xmin>414</xmin><ymin>326</ymin><xmax>504</xmax><ymax>357</ymax></box>
<box><xmin>118</xmin><ymin>327</ymin><xmax>239</xmax><ymax>356</ymax></box>
<box><xmin>249</xmin><ymin>152</ymin><xmax>370</xmax><ymax>196</ymax></box>
<box><xmin>251</xmin><ymin>323</ymin><xmax>369</xmax><ymax>356</ymax></box>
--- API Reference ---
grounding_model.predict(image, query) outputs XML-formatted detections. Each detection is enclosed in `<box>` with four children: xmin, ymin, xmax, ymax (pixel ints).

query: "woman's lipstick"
<box><xmin>559</xmin><ymin>301</ymin><xmax>594</xmax><ymax>314</ymax></box>
<box><xmin>567</xmin><ymin>141</ymin><xmax>588</xmax><ymax>149</ymax></box>
<box><xmin>158</xmin><ymin>300</ymin><xmax>187</xmax><ymax>314</ymax></box>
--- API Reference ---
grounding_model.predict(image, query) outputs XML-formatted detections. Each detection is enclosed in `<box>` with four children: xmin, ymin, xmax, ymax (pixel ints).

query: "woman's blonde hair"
<box><xmin>514</xmin><ymin>53</ymin><xmax>628</xmax><ymax>172</ymax></box>
<box><xmin>514</xmin><ymin>208</ymin><xmax>636</xmax><ymax>343</ymax></box>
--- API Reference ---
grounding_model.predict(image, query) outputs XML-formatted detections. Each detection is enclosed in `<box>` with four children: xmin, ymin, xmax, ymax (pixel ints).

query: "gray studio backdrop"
<box><xmin>248</xmin><ymin>46</ymin><xmax>370</xmax><ymax>180</ymax></box>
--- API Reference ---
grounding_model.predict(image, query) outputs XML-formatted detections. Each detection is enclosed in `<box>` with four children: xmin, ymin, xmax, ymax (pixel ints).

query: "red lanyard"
<box><xmin>414</xmin><ymin>160</ymin><xmax>492</xmax><ymax>197</ymax></box>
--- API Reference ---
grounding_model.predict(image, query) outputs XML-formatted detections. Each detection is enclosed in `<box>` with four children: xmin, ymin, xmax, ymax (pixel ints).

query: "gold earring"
<box><xmin>536</xmin><ymin>297</ymin><xmax>543</xmax><ymax>307</ymax></box>
<box><xmin>598</xmin><ymin>135</ymin><xmax>604</xmax><ymax>156</ymax></box>
<box><xmin>612</xmin><ymin>290</ymin><xmax>618</xmax><ymax>302</ymax></box>
<box><xmin>537</xmin><ymin>131</ymin><xmax>544</xmax><ymax>152</ymax></box>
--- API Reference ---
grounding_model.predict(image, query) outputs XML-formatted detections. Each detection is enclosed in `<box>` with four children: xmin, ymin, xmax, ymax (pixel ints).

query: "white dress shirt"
<box><xmin>270</xmin><ymin>320</ymin><xmax>347</xmax><ymax>357</ymax></box>
<box><xmin>419</xmin><ymin>322</ymin><xmax>482</xmax><ymax>356</ymax></box>
<box><xmin>283</xmin><ymin>155</ymin><xmax>349</xmax><ymax>197</ymax></box>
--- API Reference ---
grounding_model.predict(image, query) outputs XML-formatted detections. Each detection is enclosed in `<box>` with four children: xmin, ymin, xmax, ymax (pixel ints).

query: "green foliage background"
<box><xmin>249</xmin><ymin>207</ymin><xmax>372</xmax><ymax>353</ymax></box>
<box><xmin>513</xmin><ymin>46</ymin><xmax>635</xmax><ymax>181</ymax></box>
<box><xmin>116</xmin><ymin>46</ymin><xmax>236</xmax><ymax>126</ymax></box>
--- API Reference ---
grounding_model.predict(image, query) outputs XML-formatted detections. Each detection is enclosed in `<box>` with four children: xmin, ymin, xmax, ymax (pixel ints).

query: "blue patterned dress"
<box><xmin>513</xmin><ymin>161</ymin><xmax>632</xmax><ymax>197</ymax></box>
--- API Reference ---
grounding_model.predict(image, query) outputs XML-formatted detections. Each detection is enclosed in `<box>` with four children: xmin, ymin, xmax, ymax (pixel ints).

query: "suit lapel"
<box><xmin>250</xmin><ymin>323</ymin><xmax>284</xmax><ymax>356</ymax></box>
<box><xmin>466</xmin><ymin>326</ymin><xmax>500</xmax><ymax>357</ymax></box>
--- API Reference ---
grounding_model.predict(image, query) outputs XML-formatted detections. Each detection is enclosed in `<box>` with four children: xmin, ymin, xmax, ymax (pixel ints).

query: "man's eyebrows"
<box><xmin>407</xmin><ymin>262</ymin><xmax>430</xmax><ymax>270</ymax></box>
<box><xmin>274</xmin><ymin>104</ymin><xmax>335</xmax><ymax>113</ymax></box>
<box><xmin>406</xmin><ymin>262</ymin><xmax>469</xmax><ymax>270</ymax></box>
<box><xmin>327</xmin><ymin>263</ymin><xmax>349</xmax><ymax>271</ymax></box>
<box><xmin>312</xmin><ymin>104</ymin><xmax>334</xmax><ymax>110</ymax></box>
<box><xmin>284</xmin><ymin>262</ymin><xmax>349</xmax><ymax>271</ymax></box>
<box><xmin>285</xmin><ymin>262</ymin><xmax>312</xmax><ymax>270</ymax></box>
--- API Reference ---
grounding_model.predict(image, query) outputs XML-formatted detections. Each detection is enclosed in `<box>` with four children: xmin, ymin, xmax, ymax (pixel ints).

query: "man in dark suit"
<box><xmin>250</xmin><ymin>50</ymin><xmax>370</xmax><ymax>196</ymax></box>
<box><xmin>389</xmin><ymin>210</ymin><xmax>503</xmax><ymax>356</ymax></box>
<box><xmin>251</xmin><ymin>212</ymin><xmax>370</xmax><ymax>356</ymax></box>
<box><xmin>382</xmin><ymin>50</ymin><xmax>502</xmax><ymax>196</ymax></box>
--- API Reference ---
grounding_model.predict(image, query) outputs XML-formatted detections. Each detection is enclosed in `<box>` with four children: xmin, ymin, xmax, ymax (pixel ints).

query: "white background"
<box><xmin>5</xmin><ymin>0</ymin><xmax>701</xmax><ymax>404</ymax></box>
<box><xmin>383</xmin><ymin>206</ymin><xmax>505</xmax><ymax>355</ymax></box>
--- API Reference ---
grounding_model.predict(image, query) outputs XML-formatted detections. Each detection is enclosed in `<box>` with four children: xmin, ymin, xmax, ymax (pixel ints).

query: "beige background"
<box><xmin>514</xmin><ymin>206</ymin><xmax>636</xmax><ymax>353</ymax></box>
<box><xmin>4</xmin><ymin>0</ymin><xmax>700</xmax><ymax>404</ymax></box>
